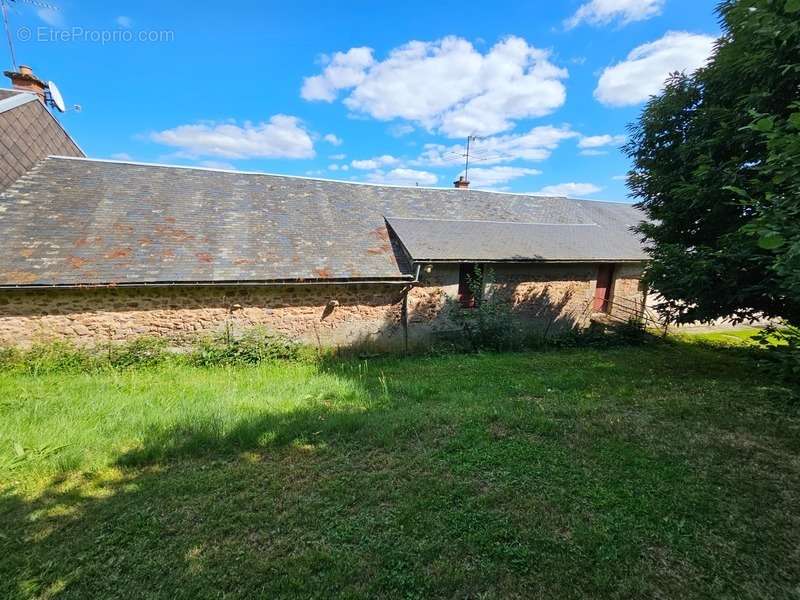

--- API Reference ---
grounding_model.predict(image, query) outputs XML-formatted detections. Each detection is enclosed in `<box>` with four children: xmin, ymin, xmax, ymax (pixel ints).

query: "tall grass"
<box><xmin>0</xmin><ymin>329</ymin><xmax>304</xmax><ymax>375</ymax></box>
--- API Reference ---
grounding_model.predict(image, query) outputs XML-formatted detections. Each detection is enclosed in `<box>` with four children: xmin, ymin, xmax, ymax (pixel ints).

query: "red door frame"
<box><xmin>594</xmin><ymin>264</ymin><xmax>615</xmax><ymax>312</ymax></box>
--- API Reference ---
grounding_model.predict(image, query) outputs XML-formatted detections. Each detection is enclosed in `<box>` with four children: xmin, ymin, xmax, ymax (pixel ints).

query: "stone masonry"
<box><xmin>0</xmin><ymin>263</ymin><xmax>645</xmax><ymax>347</ymax></box>
<box><xmin>407</xmin><ymin>262</ymin><xmax>645</xmax><ymax>341</ymax></box>
<box><xmin>0</xmin><ymin>284</ymin><xmax>408</xmax><ymax>349</ymax></box>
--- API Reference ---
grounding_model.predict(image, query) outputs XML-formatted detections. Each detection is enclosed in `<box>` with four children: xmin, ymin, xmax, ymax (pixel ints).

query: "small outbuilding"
<box><xmin>0</xmin><ymin>70</ymin><xmax>648</xmax><ymax>348</ymax></box>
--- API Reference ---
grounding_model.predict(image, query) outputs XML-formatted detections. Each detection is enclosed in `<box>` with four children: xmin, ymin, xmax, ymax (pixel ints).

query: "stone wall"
<box><xmin>406</xmin><ymin>262</ymin><xmax>645</xmax><ymax>341</ymax></box>
<box><xmin>0</xmin><ymin>284</ymin><xmax>407</xmax><ymax>348</ymax></box>
<box><xmin>607</xmin><ymin>262</ymin><xmax>647</xmax><ymax>321</ymax></box>
<box><xmin>0</xmin><ymin>262</ymin><xmax>646</xmax><ymax>347</ymax></box>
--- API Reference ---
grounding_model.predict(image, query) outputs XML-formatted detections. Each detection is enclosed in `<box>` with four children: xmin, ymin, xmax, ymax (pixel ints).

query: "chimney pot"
<box><xmin>453</xmin><ymin>175</ymin><xmax>470</xmax><ymax>189</ymax></box>
<box><xmin>3</xmin><ymin>65</ymin><xmax>48</xmax><ymax>103</ymax></box>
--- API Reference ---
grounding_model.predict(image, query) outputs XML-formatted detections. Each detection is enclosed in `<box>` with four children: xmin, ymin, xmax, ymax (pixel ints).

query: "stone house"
<box><xmin>0</xmin><ymin>68</ymin><xmax>648</xmax><ymax>349</ymax></box>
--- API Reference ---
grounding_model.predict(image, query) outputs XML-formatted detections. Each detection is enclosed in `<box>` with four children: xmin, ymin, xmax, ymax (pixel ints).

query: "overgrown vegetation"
<box><xmin>0</xmin><ymin>339</ymin><xmax>797</xmax><ymax>598</ymax></box>
<box><xmin>625</xmin><ymin>0</ymin><xmax>800</xmax><ymax>384</ymax></box>
<box><xmin>444</xmin><ymin>267</ymin><xmax>653</xmax><ymax>352</ymax></box>
<box><xmin>0</xmin><ymin>328</ymin><xmax>303</xmax><ymax>374</ymax></box>
<box><xmin>188</xmin><ymin>326</ymin><xmax>302</xmax><ymax>366</ymax></box>
<box><xmin>626</xmin><ymin>0</ymin><xmax>800</xmax><ymax>327</ymax></box>
<box><xmin>447</xmin><ymin>267</ymin><xmax>516</xmax><ymax>350</ymax></box>
<box><xmin>756</xmin><ymin>325</ymin><xmax>800</xmax><ymax>384</ymax></box>
<box><xmin>0</xmin><ymin>316</ymin><xmax>656</xmax><ymax>376</ymax></box>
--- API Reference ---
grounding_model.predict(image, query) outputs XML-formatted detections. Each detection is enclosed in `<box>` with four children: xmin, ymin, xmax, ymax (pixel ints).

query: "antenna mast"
<box><xmin>1</xmin><ymin>0</ymin><xmax>60</xmax><ymax>70</ymax></box>
<box><xmin>463</xmin><ymin>135</ymin><xmax>477</xmax><ymax>182</ymax></box>
<box><xmin>1</xmin><ymin>0</ymin><xmax>16</xmax><ymax>70</ymax></box>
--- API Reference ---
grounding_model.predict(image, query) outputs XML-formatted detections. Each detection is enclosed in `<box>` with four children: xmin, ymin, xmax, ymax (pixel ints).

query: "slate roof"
<box><xmin>386</xmin><ymin>218</ymin><xmax>646</xmax><ymax>262</ymax></box>
<box><xmin>0</xmin><ymin>89</ymin><xmax>21</xmax><ymax>102</ymax></box>
<box><xmin>0</xmin><ymin>91</ymin><xmax>84</xmax><ymax>192</ymax></box>
<box><xmin>0</xmin><ymin>156</ymin><xmax>646</xmax><ymax>287</ymax></box>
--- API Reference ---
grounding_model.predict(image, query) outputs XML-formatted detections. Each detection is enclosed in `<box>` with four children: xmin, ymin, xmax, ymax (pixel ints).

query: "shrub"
<box><xmin>448</xmin><ymin>267</ymin><xmax>517</xmax><ymax>351</ymax></box>
<box><xmin>104</xmin><ymin>337</ymin><xmax>169</xmax><ymax>369</ymax></box>
<box><xmin>189</xmin><ymin>327</ymin><xmax>301</xmax><ymax>367</ymax></box>
<box><xmin>614</xmin><ymin>319</ymin><xmax>650</xmax><ymax>346</ymax></box>
<box><xmin>15</xmin><ymin>341</ymin><xmax>96</xmax><ymax>375</ymax></box>
<box><xmin>547</xmin><ymin>319</ymin><xmax>651</xmax><ymax>349</ymax></box>
<box><xmin>0</xmin><ymin>346</ymin><xmax>21</xmax><ymax>371</ymax></box>
<box><xmin>756</xmin><ymin>325</ymin><xmax>800</xmax><ymax>385</ymax></box>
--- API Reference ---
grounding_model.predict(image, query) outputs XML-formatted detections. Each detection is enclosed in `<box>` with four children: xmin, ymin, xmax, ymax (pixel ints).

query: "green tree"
<box><xmin>625</xmin><ymin>0</ymin><xmax>800</xmax><ymax>325</ymax></box>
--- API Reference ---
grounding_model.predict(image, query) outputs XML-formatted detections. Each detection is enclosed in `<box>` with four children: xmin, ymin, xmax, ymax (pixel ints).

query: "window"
<box><xmin>458</xmin><ymin>263</ymin><xmax>483</xmax><ymax>308</ymax></box>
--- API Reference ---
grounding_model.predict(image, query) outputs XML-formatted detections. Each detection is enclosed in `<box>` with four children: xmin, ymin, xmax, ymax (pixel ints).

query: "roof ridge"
<box><xmin>0</xmin><ymin>92</ymin><xmax>38</xmax><ymax>115</ymax></box>
<box><xmin>44</xmin><ymin>156</ymin><xmax>633</xmax><ymax>204</ymax></box>
<box><xmin>387</xmin><ymin>216</ymin><xmax>599</xmax><ymax>226</ymax></box>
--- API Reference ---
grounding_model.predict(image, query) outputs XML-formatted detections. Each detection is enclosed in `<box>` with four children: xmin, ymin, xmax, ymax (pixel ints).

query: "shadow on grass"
<box><xmin>118</xmin><ymin>405</ymin><xmax>364</xmax><ymax>466</ymax></box>
<box><xmin>2</xmin><ymin>343</ymin><xmax>799</xmax><ymax>599</ymax></box>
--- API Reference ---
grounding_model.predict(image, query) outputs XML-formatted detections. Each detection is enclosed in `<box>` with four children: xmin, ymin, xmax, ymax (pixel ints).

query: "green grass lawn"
<box><xmin>1</xmin><ymin>341</ymin><xmax>799</xmax><ymax>598</ymax></box>
<box><xmin>670</xmin><ymin>326</ymin><xmax>785</xmax><ymax>347</ymax></box>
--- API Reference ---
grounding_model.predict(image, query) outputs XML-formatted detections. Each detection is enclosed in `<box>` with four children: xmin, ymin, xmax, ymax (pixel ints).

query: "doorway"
<box><xmin>594</xmin><ymin>264</ymin><xmax>615</xmax><ymax>312</ymax></box>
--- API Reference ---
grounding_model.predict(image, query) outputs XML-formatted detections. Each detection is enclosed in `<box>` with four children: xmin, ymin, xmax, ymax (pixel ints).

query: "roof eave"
<box><xmin>0</xmin><ymin>276</ymin><xmax>415</xmax><ymax>290</ymax></box>
<box><xmin>408</xmin><ymin>257</ymin><xmax>648</xmax><ymax>264</ymax></box>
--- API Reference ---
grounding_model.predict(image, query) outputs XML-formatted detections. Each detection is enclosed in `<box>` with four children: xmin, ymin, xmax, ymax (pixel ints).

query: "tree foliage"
<box><xmin>626</xmin><ymin>0</ymin><xmax>800</xmax><ymax>325</ymax></box>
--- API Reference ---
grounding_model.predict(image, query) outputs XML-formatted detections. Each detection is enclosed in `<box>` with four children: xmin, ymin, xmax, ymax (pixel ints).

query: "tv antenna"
<box><xmin>463</xmin><ymin>135</ymin><xmax>478</xmax><ymax>182</ymax></box>
<box><xmin>1</xmin><ymin>0</ymin><xmax>60</xmax><ymax>70</ymax></box>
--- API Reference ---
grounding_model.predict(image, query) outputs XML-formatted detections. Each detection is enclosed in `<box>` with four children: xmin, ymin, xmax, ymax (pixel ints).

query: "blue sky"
<box><xmin>3</xmin><ymin>0</ymin><xmax>720</xmax><ymax>200</ymax></box>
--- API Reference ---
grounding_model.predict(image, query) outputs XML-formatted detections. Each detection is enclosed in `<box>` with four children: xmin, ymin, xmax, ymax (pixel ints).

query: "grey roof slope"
<box><xmin>386</xmin><ymin>218</ymin><xmax>646</xmax><ymax>262</ymax></box>
<box><xmin>0</xmin><ymin>88</ymin><xmax>21</xmax><ymax>102</ymax></box>
<box><xmin>0</xmin><ymin>91</ymin><xmax>84</xmax><ymax>192</ymax></box>
<box><xmin>0</xmin><ymin>157</ymin><xmax>646</xmax><ymax>287</ymax></box>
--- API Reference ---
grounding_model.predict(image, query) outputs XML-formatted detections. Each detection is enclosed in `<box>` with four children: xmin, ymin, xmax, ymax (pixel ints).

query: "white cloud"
<box><xmin>612</xmin><ymin>174</ymin><xmax>627</xmax><ymax>180</ymax></box>
<box><xmin>109</xmin><ymin>152</ymin><xmax>132</xmax><ymax>161</ymax></box>
<box><xmin>150</xmin><ymin>116</ymin><xmax>315</xmax><ymax>159</ymax></box>
<box><xmin>565</xmin><ymin>0</ymin><xmax>664</xmax><ymax>29</ymax></box>
<box><xmin>536</xmin><ymin>182</ymin><xmax>602</xmax><ymax>197</ymax></box>
<box><xmin>301</xmin><ymin>36</ymin><xmax>568</xmax><ymax>137</ymax></box>
<box><xmin>578</xmin><ymin>134</ymin><xmax>625</xmax><ymax>156</ymax></box>
<box><xmin>323</xmin><ymin>133</ymin><xmax>343</xmax><ymax>146</ymax></box>
<box><xmin>595</xmin><ymin>31</ymin><xmax>715</xmax><ymax>107</ymax></box>
<box><xmin>328</xmin><ymin>164</ymin><xmax>340</xmax><ymax>171</ymax></box>
<box><xmin>351</xmin><ymin>155</ymin><xmax>399</xmax><ymax>170</ymax></box>
<box><xmin>37</xmin><ymin>7</ymin><xmax>63</xmax><ymax>26</ymax></box>
<box><xmin>301</xmin><ymin>47</ymin><xmax>376</xmax><ymax>101</ymax></box>
<box><xmin>414</xmin><ymin>125</ymin><xmax>577</xmax><ymax>167</ymax></box>
<box><xmin>462</xmin><ymin>166</ymin><xmax>541</xmax><ymax>188</ymax></box>
<box><xmin>116</xmin><ymin>15</ymin><xmax>133</xmax><ymax>28</ymax></box>
<box><xmin>388</xmin><ymin>123</ymin><xmax>415</xmax><ymax>137</ymax></box>
<box><xmin>197</xmin><ymin>160</ymin><xmax>237</xmax><ymax>170</ymax></box>
<box><xmin>365</xmin><ymin>168</ymin><xmax>438</xmax><ymax>186</ymax></box>
<box><xmin>578</xmin><ymin>134</ymin><xmax>625</xmax><ymax>148</ymax></box>
<box><xmin>329</xmin><ymin>153</ymin><xmax>346</xmax><ymax>160</ymax></box>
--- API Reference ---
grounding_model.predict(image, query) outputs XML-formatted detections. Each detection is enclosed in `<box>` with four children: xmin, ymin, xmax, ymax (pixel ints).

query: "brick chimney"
<box><xmin>3</xmin><ymin>65</ymin><xmax>48</xmax><ymax>103</ymax></box>
<box><xmin>454</xmin><ymin>175</ymin><xmax>470</xmax><ymax>189</ymax></box>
